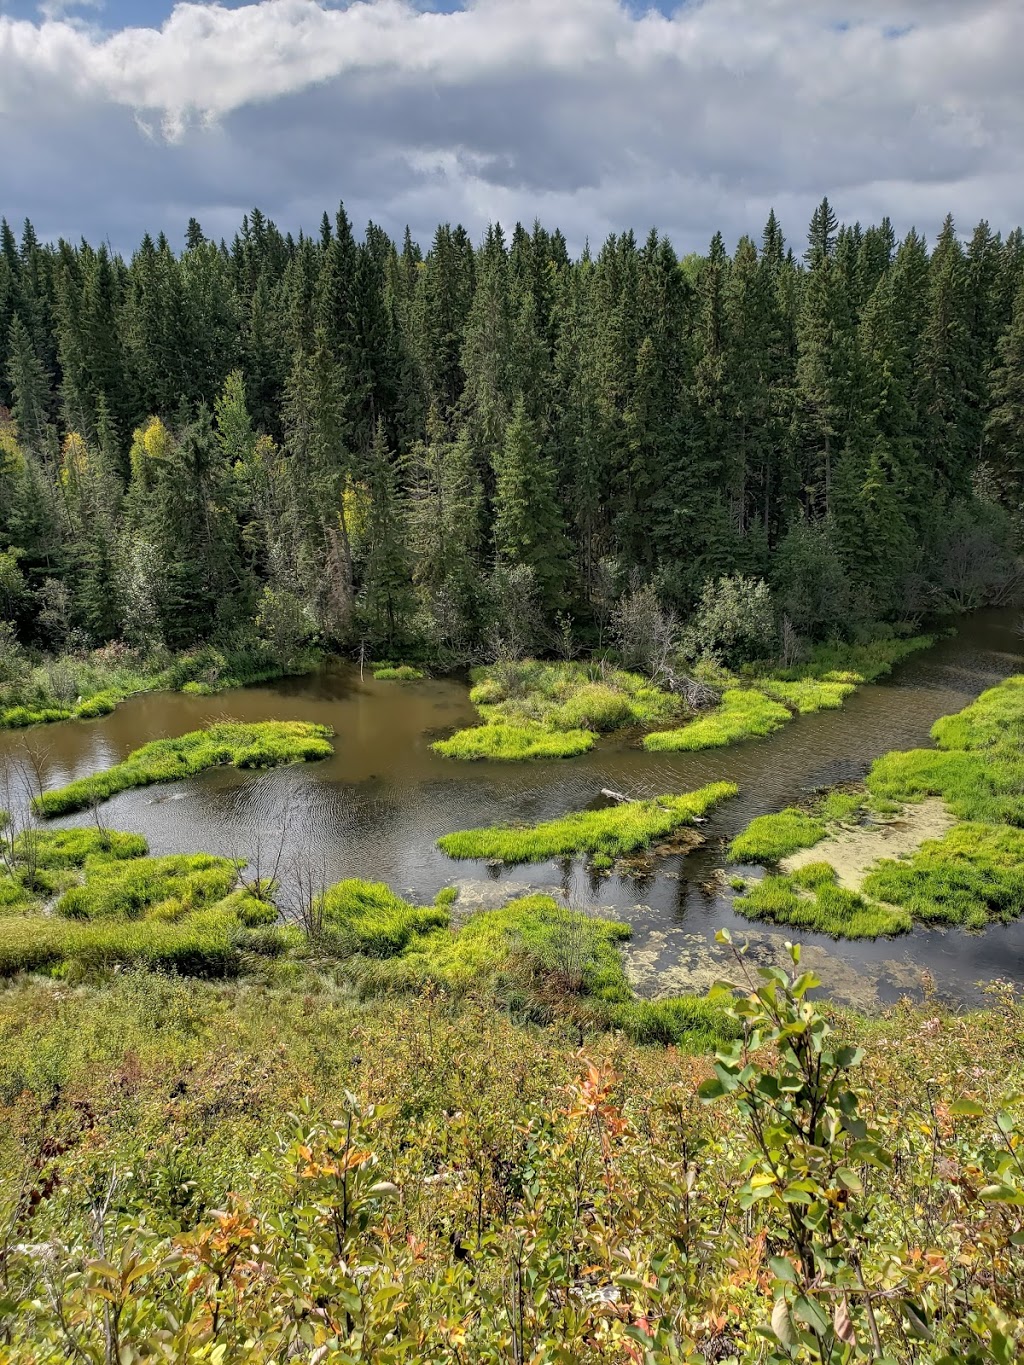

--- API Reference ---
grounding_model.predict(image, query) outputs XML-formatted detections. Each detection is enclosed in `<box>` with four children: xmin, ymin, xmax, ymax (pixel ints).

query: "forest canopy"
<box><xmin>1</xmin><ymin>199</ymin><xmax>1023</xmax><ymax>673</ymax></box>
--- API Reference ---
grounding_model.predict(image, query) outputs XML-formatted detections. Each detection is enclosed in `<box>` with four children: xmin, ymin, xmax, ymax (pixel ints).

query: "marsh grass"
<box><xmin>733</xmin><ymin>675</ymin><xmax>1024</xmax><ymax>937</ymax></box>
<box><xmin>470</xmin><ymin>660</ymin><xmax>682</xmax><ymax>732</ymax></box>
<box><xmin>728</xmin><ymin>809</ymin><xmax>827</xmax><ymax>864</ymax></box>
<box><xmin>438</xmin><ymin>782</ymin><xmax>738</xmax><ymax>865</ymax></box>
<box><xmin>755</xmin><ymin>678</ymin><xmax>857</xmax><ymax>713</ymax></box>
<box><xmin>432</xmin><ymin>721</ymin><xmax>596</xmax><ymax>761</ymax></box>
<box><xmin>373</xmin><ymin>665</ymin><xmax>425</xmax><ymax>681</ymax></box>
<box><xmin>644</xmin><ymin>690</ymin><xmax>791</xmax><ymax>752</ymax></box>
<box><xmin>32</xmin><ymin>720</ymin><xmax>334</xmax><ymax>817</ymax></box>
<box><xmin>734</xmin><ymin>862</ymin><xmax>912</xmax><ymax>938</ymax></box>
<box><xmin>317</xmin><ymin>879</ymin><xmax>450</xmax><ymax>957</ymax></box>
<box><xmin>863</xmin><ymin>823</ymin><xmax>1024</xmax><ymax>929</ymax></box>
<box><xmin>435</xmin><ymin>660</ymin><xmax>680</xmax><ymax>763</ymax></box>
<box><xmin>646</xmin><ymin>631</ymin><xmax>935</xmax><ymax>755</ymax></box>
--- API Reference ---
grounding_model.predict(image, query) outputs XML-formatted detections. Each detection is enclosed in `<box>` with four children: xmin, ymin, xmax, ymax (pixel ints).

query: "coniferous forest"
<box><xmin>2</xmin><ymin>198</ymin><xmax>1024</xmax><ymax>671</ymax></box>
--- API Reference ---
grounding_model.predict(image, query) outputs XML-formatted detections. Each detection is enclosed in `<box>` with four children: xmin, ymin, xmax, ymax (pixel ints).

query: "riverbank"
<box><xmin>727</xmin><ymin>673</ymin><xmax>1024</xmax><ymax>937</ymax></box>
<box><xmin>0</xmin><ymin>641</ymin><xmax>321</xmax><ymax>731</ymax></box>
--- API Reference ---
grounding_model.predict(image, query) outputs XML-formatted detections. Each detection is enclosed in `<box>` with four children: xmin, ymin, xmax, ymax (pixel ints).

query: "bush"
<box><xmin>683</xmin><ymin>574</ymin><xmax>776</xmax><ymax>667</ymax></box>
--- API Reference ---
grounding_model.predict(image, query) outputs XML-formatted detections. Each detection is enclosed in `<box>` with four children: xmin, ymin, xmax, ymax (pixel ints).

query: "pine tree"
<box><xmin>358</xmin><ymin>420</ymin><xmax>414</xmax><ymax>650</ymax></box>
<box><xmin>492</xmin><ymin>396</ymin><xmax>569</xmax><ymax>615</ymax></box>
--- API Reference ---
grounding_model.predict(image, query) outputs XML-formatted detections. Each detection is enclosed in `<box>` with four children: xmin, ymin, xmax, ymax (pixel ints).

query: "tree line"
<box><xmin>1</xmin><ymin>198</ymin><xmax>1023</xmax><ymax>666</ymax></box>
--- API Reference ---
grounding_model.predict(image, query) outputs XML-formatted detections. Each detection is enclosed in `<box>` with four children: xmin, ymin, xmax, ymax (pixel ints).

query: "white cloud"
<box><xmin>1</xmin><ymin>0</ymin><xmax>1021</xmax><ymax>252</ymax></box>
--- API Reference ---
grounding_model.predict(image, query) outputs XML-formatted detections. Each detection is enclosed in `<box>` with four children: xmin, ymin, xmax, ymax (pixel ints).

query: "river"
<box><xmin>2</xmin><ymin>609</ymin><xmax>1022</xmax><ymax>1009</ymax></box>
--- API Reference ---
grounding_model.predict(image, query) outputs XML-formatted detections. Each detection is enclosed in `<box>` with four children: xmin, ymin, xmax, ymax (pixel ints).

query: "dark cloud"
<box><xmin>0</xmin><ymin>0</ymin><xmax>1021</xmax><ymax>255</ymax></box>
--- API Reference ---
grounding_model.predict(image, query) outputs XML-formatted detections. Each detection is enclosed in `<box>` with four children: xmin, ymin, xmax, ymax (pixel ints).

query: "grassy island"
<box><xmin>438</xmin><ymin>782</ymin><xmax>737</xmax><ymax>864</ymax></box>
<box><xmin>32</xmin><ymin>720</ymin><xmax>334</xmax><ymax>817</ymax></box>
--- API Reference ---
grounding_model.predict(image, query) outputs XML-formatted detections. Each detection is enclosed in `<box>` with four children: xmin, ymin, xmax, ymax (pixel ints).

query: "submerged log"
<box><xmin>600</xmin><ymin>788</ymin><xmax>636</xmax><ymax>805</ymax></box>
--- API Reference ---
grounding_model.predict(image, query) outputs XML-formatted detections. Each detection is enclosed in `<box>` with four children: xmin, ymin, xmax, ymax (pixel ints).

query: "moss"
<box><xmin>373</xmin><ymin>664</ymin><xmax>426</xmax><ymax>681</ymax></box>
<box><xmin>862</xmin><ymin>824</ymin><xmax>1024</xmax><ymax>929</ymax></box>
<box><xmin>644</xmin><ymin>689</ymin><xmax>791</xmax><ymax>752</ymax></box>
<box><xmin>728</xmin><ymin>809</ymin><xmax>827</xmax><ymax>864</ymax></box>
<box><xmin>438</xmin><ymin>783</ymin><xmax>738</xmax><ymax>865</ymax></box>
<box><xmin>32</xmin><ymin>720</ymin><xmax>334</xmax><ymax>817</ymax></box>
<box><xmin>734</xmin><ymin>863</ymin><xmax>912</xmax><ymax>939</ymax></box>
<box><xmin>432</xmin><ymin>722</ymin><xmax>596</xmax><ymax>762</ymax></box>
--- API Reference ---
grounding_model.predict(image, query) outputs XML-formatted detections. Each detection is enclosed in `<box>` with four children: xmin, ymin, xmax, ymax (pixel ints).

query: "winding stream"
<box><xmin>2</xmin><ymin>609</ymin><xmax>1022</xmax><ymax>1008</ymax></box>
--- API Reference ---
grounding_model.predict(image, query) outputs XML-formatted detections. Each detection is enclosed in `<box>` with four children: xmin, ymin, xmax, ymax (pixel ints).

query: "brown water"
<box><xmin>3</xmin><ymin>610</ymin><xmax>1022</xmax><ymax>1008</ymax></box>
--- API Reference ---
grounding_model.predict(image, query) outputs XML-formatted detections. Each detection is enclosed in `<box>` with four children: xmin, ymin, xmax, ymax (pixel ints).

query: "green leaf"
<box><xmin>771</xmin><ymin>1298</ymin><xmax>796</xmax><ymax>1348</ymax></box>
<box><xmin>697</xmin><ymin>1078</ymin><xmax>727</xmax><ymax>1102</ymax></box>
<box><xmin>900</xmin><ymin>1301</ymin><xmax>934</xmax><ymax>1341</ymax></box>
<box><xmin>949</xmin><ymin>1099</ymin><xmax>986</xmax><ymax>1118</ymax></box>
<box><xmin>769</xmin><ymin>1256</ymin><xmax>799</xmax><ymax>1285</ymax></box>
<box><xmin>980</xmin><ymin>1183</ymin><xmax>1024</xmax><ymax>1205</ymax></box>
<box><xmin>793</xmin><ymin>1294</ymin><xmax>829</xmax><ymax>1336</ymax></box>
<box><xmin>834</xmin><ymin>1045</ymin><xmax>864</xmax><ymax>1069</ymax></box>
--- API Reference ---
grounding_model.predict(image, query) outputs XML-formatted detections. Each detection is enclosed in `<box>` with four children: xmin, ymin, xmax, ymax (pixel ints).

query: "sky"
<box><xmin>0</xmin><ymin>0</ymin><xmax>1021</xmax><ymax>257</ymax></box>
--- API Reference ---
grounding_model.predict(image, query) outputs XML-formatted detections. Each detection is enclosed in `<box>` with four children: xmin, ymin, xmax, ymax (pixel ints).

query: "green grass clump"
<box><xmin>0</xmin><ymin>910</ymin><xmax>247</xmax><ymax>980</ymax></box>
<box><xmin>817</xmin><ymin>790</ymin><xmax>864</xmax><ymax>824</ymax></box>
<box><xmin>406</xmin><ymin>896</ymin><xmax>635</xmax><ymax>1002</ymax></box>
<box><xmin>373</xmin><ymin>665</ymin><xmax>425</xmax><ymax>681</ymax></box>
<box><xmin>609</xmin><ymin>995</ymin><xmax>739</xmax><ymax>1049</ymax></box>
<box><xmin>0</xmin><ymin>705</ymin><xmax>73</xmax><ymax>728</ymax></box>
<box><xmin>432</xmin><ymin>722</ymin><xmax>596</xmax><ymax>762</ymax></box>
<box><xmin>756</xmin><ymin>677</ymin><xmax>858</xmax><ymax>713</ymax></box>
<box><xmin>727</xmin><ymin>809</ymin><xmax>827</xmax><ymax>864</ymax></box>
<box><xmin>734</xmin><ymin>862</ymin><xmax>911</xmax><ymax>939</ymax></box>
<box><xmin>73</xmin><ymin>690</ymin><xmax>120</xmax><ymax>719</ymax></box>
<box><xmin>644</xmin><ymin>690</ymin><xmax>791</xmax><ymax>752</ymax></box>
<box><xmin>32</xmin><ymin>720</ymin><xmax>334</xmax><ymax>817</ymax></box>
<box><xmin>56</xmin><ymin>854</ymin><xmax>239</xmax><ymax>921</ymax></box>
<box><xmin>862</xmin><ymin>824</ymin><xmax>1024</xmax><ymax>929</ymax></box>
<box><xmin>931</xmin><ymin>675</ymin><xmax>1024</xmax><ymax>753</ymax></box>
<box><xmin>438</xmin><ymin>783</ymin><xmax>738</xmax><ymax>865</ymax></box>
<box><xmin>317</xmin><ymin>879</ymin><xmax>450</xmax><ymax>958</ymax></box>
<box><xmin>18</xmin><ymin>827</ymin><xmax>148</xmax><ymax>869</ymax></box>
<box><xmin>791</xmin><ymin>632</ymin><xmax>936</xmax><ymax>685</ymax></box>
